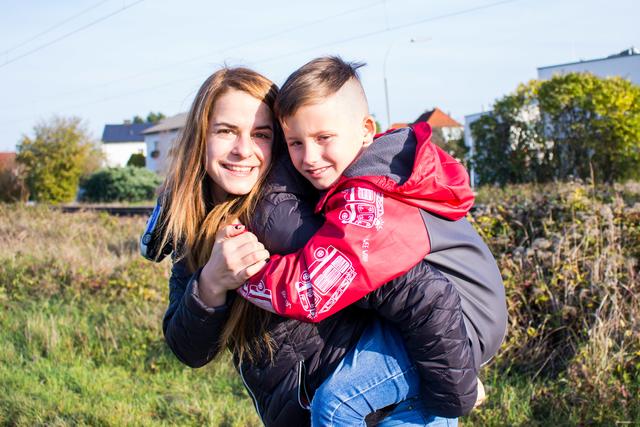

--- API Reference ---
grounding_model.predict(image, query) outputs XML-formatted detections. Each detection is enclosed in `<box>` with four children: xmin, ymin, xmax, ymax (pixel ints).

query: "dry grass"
<box><xmin>470</xmin><ymin>180</ymin><xmax>639</xmax><ymax>424</ymax></box>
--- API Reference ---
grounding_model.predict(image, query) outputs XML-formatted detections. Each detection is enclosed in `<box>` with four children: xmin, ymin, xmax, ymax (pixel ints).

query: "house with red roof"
<box><xmin>389</xmin><ymin>108</ymin><xmax>463</xmax><ymax>142</ymax></box>
<box><xmin>0</xmin><ymin>152</ymin><xmax>16</xmax><ymax>170</ymax></box>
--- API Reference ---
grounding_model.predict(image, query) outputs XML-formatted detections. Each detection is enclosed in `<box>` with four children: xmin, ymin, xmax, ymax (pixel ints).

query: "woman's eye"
<box><xmin>318</xmin><ymin>135</ymin><xmax>332</xmax><ymax>142</ymax></box>
<box><xmin>288</xmin><ymin>140</ymin><xmax>302</xmax><ymax>148</ymax></box>
<box><xmin>254</xmin><ymin>132</ymin><xmax>272</xmax><ymax>140</ymax></box>
<box><xmin>216</xmin><ymin>128</ymin><xmax>234</xmax><ymax>135</ymax></box>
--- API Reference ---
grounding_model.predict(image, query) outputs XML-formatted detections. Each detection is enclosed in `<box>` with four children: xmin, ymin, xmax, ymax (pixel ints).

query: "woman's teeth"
<box><xmin>224</xmin><ymin>164</ymin><xmax>254</xmax><ymax>175</ymax></box>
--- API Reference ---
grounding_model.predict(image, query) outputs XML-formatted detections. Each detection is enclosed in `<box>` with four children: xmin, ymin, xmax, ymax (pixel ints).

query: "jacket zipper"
<box><xmin>297</xmin><ymin>360</ymin><xmax>311</xmax><ymax>410</ymax></box>
<box><xmin>239</xmin><ymin>364</ymin><xmax>265</xmax><ymax>425</ymax></box>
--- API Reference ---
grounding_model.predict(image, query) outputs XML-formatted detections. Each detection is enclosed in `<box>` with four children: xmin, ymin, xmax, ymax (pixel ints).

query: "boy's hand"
<box><xmin>474</xmin><ymin>378</ymin><xmax>486</xmax><ymax>408</ymax></box>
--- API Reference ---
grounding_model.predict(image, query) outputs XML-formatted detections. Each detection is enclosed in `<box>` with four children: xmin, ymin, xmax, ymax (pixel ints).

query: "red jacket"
<box><xmin>239</xmin><ymin>123</ymin><xmax>474</xmax><ymax>322</ymax></box>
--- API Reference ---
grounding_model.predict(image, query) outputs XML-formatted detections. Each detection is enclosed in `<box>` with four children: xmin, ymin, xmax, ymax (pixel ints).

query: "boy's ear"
<box><xmin>362</xmin><ymin>115</ymin><xmax>376</xmax><ymax>148</ymax></box>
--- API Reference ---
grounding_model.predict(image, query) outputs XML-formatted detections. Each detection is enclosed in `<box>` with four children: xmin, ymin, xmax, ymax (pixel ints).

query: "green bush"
<box><xmin>80</xmin><ymin>167</ymin><xmax>161</xmax><ymax>203</ymax></box>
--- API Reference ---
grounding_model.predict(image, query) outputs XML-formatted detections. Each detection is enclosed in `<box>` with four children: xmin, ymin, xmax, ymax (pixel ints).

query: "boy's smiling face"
<box><xmin>282</xmin><ymin>80</ymin><xmax>376</xmax><ymax>190</ymax></box>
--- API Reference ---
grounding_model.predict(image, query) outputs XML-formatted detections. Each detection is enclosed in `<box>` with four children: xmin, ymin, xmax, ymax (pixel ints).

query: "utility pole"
<box><xmin>382</xmin><ymin>37</ymin><xmax>431</xmax><ymax>130</ymax></box>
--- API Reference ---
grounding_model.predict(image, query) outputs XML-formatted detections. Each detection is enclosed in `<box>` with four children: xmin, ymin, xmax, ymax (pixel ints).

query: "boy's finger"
<box><xmin>214</xmin><ymin>223</ymin><xmax>245</xmax><ymax>244</ymax></box>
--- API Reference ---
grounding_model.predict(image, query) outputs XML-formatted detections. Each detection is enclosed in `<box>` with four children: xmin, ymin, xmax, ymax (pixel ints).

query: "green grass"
<box><xmin>0</xmin><ymin>301</ymin><xmax>260</xmax><ymax>426</ymax></box>
<box><xmin>0</xmin><ymin>205</ymin><xmax>260</xmax><ymax>426</ymax></box>
<box><xmin>1</xmin><ymin>181</ymin><xmax>639</xmax><ymax>426</ymax></box>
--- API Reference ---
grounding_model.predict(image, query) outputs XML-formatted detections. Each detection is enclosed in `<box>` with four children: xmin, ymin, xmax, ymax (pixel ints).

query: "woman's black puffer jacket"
<box><xmin>162</xmin><ymin>158</ymin><xmax>476</xmax><ymax>426</ymax></box>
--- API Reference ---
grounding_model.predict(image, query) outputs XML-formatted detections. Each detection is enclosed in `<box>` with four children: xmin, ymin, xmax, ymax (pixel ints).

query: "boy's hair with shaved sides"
<box><xmin>275</xmin><ymin>56</ymin><xmax>367</xmax><ymax>120</ymax></box>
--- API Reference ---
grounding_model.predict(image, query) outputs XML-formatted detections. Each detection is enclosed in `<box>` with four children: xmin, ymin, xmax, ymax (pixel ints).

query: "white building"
<box><xmin>100</xmin><ymin>123</ymin><xmax>152</xmax><ymax>167</ymax></box>
<box><xmin>537</xmin><ymin>47</ymin><xmax>640</xmax><ymax>84</ymax></box>
<box><xmin>142</xmin><ymin>113</ymin><xmax>188</xmax><ymax>174</ymax></box>
<box><xmin>463</xmin><ymin>111</ymin><xmax>489</xmax><ymax>187</ymax></box>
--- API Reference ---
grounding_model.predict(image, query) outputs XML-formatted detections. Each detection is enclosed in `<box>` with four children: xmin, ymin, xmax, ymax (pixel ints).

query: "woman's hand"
<box><xmin>197</xmin><ymin>224</ymin><xmax>270</xmax><ymax>307</ymax></box>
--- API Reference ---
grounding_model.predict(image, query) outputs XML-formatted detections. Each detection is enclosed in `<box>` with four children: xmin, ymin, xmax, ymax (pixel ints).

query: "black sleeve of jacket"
<box><xmin>162</xmin><ymin>259</ymin><xmax>234</xmax><ymax>368</ymax></box>
<box><xmin>357</xmin><ymin>261</ymin><xmax>478</xmax><ymax>417</ymax></box>
<box><xmin>252</xmin><ymin>193</ymin><xmax>324</xmax><ymax>255</ymax></box>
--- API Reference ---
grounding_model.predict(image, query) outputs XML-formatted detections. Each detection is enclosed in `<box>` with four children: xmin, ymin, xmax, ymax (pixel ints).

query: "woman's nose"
<box><xmin>231</xmin><ymin>133</ymin><xmax>254</xmax><ymax>158</ymax></box>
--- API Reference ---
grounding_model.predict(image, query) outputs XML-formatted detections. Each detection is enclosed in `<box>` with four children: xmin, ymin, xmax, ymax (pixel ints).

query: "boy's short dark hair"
<box><xmin>275</xmin><ymin>56</ymin><xmax>366</xmax><ymax>120</ymax></box>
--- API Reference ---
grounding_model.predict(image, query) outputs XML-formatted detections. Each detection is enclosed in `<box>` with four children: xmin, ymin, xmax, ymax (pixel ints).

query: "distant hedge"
<box><xmin>80</xmin><ymin>167</ymin><xmax>161</xmax><ymax>202</ymax></box>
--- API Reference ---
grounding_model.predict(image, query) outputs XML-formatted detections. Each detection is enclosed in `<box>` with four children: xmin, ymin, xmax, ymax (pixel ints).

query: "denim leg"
<box><xmin>377</xmin><ymin>397</ymin><xmax>459</xmax><ymax>427</ymax></box>
<box><xmin>310</xmin><ymin>318</ymin><xmax>420</xmax><ymax>427</ymax></box>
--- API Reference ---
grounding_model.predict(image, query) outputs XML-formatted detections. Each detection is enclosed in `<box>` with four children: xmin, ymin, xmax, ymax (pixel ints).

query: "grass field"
<box><xmin>1</xmin><ymin>181</ymin><xmax>638</xmax><ymax>426</ymax></box>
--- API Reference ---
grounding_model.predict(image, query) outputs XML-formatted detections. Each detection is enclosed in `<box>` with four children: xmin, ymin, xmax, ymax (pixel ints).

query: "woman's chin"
<box><xmin>223</xmin><ymin>181</ymin><xmax>258</xmax><ymax>197</ymax></box>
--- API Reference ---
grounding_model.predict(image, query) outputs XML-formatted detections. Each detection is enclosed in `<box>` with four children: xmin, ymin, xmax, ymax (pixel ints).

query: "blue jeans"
<box><xmin>310</xmin><ymin>319</ymin><xmax>458</xmax><ymax>427</ymax></box>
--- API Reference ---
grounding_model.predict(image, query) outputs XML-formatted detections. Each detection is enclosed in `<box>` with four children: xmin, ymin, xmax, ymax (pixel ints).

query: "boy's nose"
<box><xmin>302</xmin><ymin>144</ymin><xmax>321</xmax><ymax>165</ymax></box>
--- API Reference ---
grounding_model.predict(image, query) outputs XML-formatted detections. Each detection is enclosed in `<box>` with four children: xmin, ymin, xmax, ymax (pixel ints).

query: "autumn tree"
<box><xmin>16</xmin><ymin>116</ymin><xmax>102</xmax><ymax>203</ymax></box>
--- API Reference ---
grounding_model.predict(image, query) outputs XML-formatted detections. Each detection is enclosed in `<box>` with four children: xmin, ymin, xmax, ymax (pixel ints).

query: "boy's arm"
<box><xmin>240</xmin><ymin>183</ymin><xmax>430</xmax><ymax>322</ymax></box>
<box><xmin>357</xmin><ymin>260</ymin><xmax>478</xmax><ymax>417</ymax></box>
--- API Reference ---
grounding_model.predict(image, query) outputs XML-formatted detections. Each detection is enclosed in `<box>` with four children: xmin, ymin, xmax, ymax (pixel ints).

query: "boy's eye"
<box><xmin>318</xmin><ymin>135</ymin><xmax>332</xmax><ymax>142</ymax></box>
<box><xmin>288</xmin><ymin>140</ymin><xmax>302</xmax><ymax>148</ymax></box>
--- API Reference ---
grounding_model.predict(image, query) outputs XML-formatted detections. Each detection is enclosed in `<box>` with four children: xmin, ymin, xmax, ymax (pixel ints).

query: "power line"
<box><xmin>0</xmin><ymin>0</ymin><xmax>384</xmax><ymax>110</ymax></box>
<box><xmin>0</xmin><ymin>0</ymin><xmax>145</xmax><ymax>69</ymax></box>
<box><xmin>1</xmin><ymin>0</ymin><xmax>112</xmax><ymax>56</ymax></box>
<box><xmin>254</xmin><ymin>0</ymin><xmax>527</xmax><ymax>65</ymax></box>
<box><xmin>1</xmin><ymin>0</ymin><xmax>528</xmax><ymax>122</ymax></box>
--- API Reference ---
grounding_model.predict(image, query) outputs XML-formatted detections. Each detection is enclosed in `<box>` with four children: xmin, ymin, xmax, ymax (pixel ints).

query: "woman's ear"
<box><xmin>362</xmin><ymin>115</ymin><xmax>376</xmax><ymax>148</ymax></box>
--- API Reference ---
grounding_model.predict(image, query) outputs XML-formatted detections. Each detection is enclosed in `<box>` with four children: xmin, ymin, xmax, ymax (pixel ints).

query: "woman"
<box><xmin>157</xmin><ymin>67</ymin><xmax>373</xmax><ymax>425</ymax></box>
<box><xmin>157</xmin><ymin>67</ymin><xmax>469</xmax><ymax>426</ymax></box>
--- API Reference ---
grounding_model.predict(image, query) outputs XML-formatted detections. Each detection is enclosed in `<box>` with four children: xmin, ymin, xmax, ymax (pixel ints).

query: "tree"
<box><xmin>471</xmin><ymin>82</ymin><xmax>552</xmax><ymax>185</ymax></box>
<box><xmin>146</xmin><ymin>112</ymin><xmax>166</xmax><ymax>123</ymax></box>
<box><xmin>471</xmin><ymin>73</ymin><xmax>640</xmax><ymax>185</ymax></box>
<box><xmin>16</xmin><ymin>116</ymin><xmax>100</xmax><ymax>203</ymax></box>
<box><xmin>131</xmin><ymin>112</ymin><xmax>165</xmax><ymax>124</ymax></box>
<box><xmin>0</xmin><ymin>164</ymin><xmax>28</xmax><ymax>202</ymax></box>
<box><xmin>126</xmin><ymin>153</ymin><xmax>146</xmax><ymax>167</ymax></box>
<box><xmin>538</xmin><ymin>73</ymin><xmax>640</xmax><ymax>182</ymax></box>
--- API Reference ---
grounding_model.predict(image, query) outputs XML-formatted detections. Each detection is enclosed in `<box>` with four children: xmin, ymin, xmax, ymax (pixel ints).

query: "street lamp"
<box><xmin>382</xmin><ymin>37</ymin><xmax>431</xmax><ymax>130</ymax></box>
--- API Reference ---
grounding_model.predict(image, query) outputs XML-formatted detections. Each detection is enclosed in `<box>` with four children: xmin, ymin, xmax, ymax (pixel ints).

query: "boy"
<box><xmin>240</xmin><ymin>57</ymin><xmax>506</xmax><ymax>423</ymax></box>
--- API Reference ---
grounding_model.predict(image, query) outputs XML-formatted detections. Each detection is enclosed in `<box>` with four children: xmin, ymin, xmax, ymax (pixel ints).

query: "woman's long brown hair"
<box><xmin>159</xmin><ymin>67</ymin><xmax>281</xmax><ymax>363</ymax></box>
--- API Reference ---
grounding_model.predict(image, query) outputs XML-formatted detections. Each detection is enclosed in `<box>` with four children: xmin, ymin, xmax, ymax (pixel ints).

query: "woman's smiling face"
<box><xmin>205</xmin><ymin>89</ymin><xmax>274</xmax><ymax>201</ymax></box>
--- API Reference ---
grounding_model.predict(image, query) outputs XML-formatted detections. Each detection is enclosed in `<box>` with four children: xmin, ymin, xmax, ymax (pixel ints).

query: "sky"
<box><xmin>1</xmin><ymin>0</ymin><xmax>638</xmax><ymax>152</ymax></box>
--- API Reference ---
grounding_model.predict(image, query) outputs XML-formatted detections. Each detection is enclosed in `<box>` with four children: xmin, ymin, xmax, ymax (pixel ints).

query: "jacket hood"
<box><xmin>321</xmin><ymin>122</ymin><xmax>474</xmax><ymax>220</ymax></box>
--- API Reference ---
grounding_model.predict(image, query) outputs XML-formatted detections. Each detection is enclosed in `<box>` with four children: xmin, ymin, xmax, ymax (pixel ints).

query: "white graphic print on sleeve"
<box><xmin>295</xmin><ymin>246</ymin><xmax>357</xmax><ymax>319</ymax></box>
<box><xmin>339</xmin><ymin>187</ymin><xmax>384</xmax><ymax>230</ymax></box>
<box><xmin>239</xmin><ymin>280</ymin><xmax>276</xmax><ymax>313</ymax></box>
